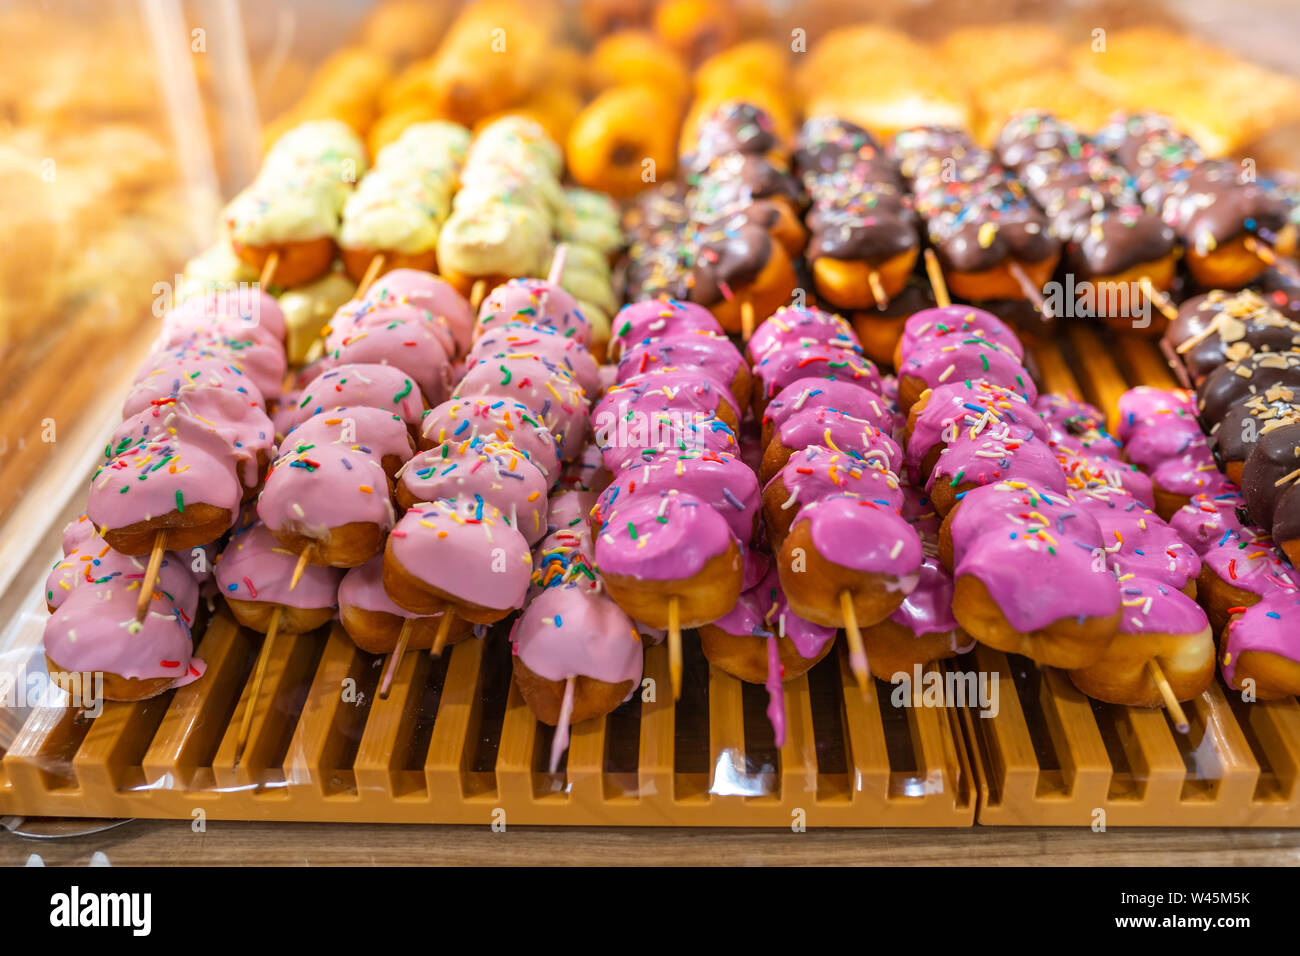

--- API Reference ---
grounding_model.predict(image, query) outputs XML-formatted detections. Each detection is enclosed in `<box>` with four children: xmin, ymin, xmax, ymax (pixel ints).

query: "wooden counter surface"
<box><xmin>4</xmin><ymin>820</ymin><xmax>1299</xmax><ymax>866</ymax></box>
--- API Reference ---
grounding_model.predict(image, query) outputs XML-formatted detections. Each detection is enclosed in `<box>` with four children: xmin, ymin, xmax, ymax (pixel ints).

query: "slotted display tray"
<box><xmin>0</xmin><ymin>327</ymin><xmax>1295</xmax><ymax>827</ymax></box>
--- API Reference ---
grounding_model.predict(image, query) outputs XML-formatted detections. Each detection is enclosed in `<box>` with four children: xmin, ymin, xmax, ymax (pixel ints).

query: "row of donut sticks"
<box><xmin>146</xmin><ymin>239</ymin><xmax>1195</xmax><ymax>766</ymax></box>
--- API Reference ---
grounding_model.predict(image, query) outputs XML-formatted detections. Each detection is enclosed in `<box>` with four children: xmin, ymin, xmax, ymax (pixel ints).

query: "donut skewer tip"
<box><xmin>1139</xmin><ymin>276</ymin><xmax>1179</xmax><ymax>322</ymax></box>
<box><xmin>546</xmin><ymin>242</ymin><xmax>568</xmax><ymax>287</ymax></box>
<box><xmin>469</xmin><ymin>279</ymin><xmax>488</xmax><ymax>312</ymax></box>
<box><xmin>258</xmin><ymin>251</ymin><xmax>279</xmax><ymax>290</ymax></box>
<box><xmin>1147</xmin><ymin>658</ymin><xmax>1190</xmax><ymax>733</ymax></box>
<box><xmin>867</xmin><ymin>270</ymin><xmax>889</xmax><ymax>311</ymax></box>
<box><xmin>548</xmin><ymin>675</ymin><xmax>577</xmax><ymax>773</ymax></box>
<box><xmin>924</xmin><ymin>249</ymin><xmax>950</xmax><ymax>308</ymax></box>
<box><xmin>234</xmin><ymin>604</ymin><xmax>282</xmax><ymax>766</ymax></box>
<box><xmin>534</xmin><ymin>243</ymin><xmax>569</xmax><ymax>332</ymax></box>
<box><xmin>740</xmin><ymin>299</ymin><xmax>755</xmax><ymax>342</ymax></box>
<box><xmin>668</xmin><ymin>595</ymin><xmax>682</xmax><ymax>700</ymax></box>
<box><xmin>356</xmin><ymin>253</ymin><xmax>387</xmax><ymax>298</ymax></box>
<box><xmin>1243</xmin><ymin>235</ymin><xmax>1300</xmax><ymax>284</ymax></box>
<box><xmin>1008</xmin><ymin>261</ymin><xmax>1052</xmax><ymax>321</ymax></box>
<box><xmin>840</xmin><ymin>588</ymin><xmax>871</xmax><ymax>697</ymax></box>
<box><xmin>377</xmin><ymin>618</ymin><xmax>413</xmax><ymax>700</ymax></box>
<box><xmin>134</xmin><ymin>530</ymin><xmax>169</xmax><ymax>625</ymax></box>
<box><xmin>430</xmin><ymin>608</ymin><xmax>455</xmax><ymax>657</ymax></box>
<box><xmin>288</xmin><ymin>549</ymin><xmax>311</xmax><ymax>591</ymax></box>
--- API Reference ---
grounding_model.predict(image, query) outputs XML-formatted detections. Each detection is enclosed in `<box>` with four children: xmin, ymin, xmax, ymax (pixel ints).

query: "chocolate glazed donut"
<box><xmin>892</xmin><ymin>126</ymin><xmax>1060</xmax><ymax>304</ymax></box>
<box><xmin>794</xmin><ymin>115</ymin><xmax>919</xmax><ymax>311</ymax></box>
<box><xmin>1163</xmin><ymin>289</ymin><xmax>1300</xmax><ymax>386</ymax></box>
<box><xmin>1096</xmin><ymin>112</ymin><xmax>1296</xmax><ymax>289</ymax></box>
<box><xmin>994</xmin><ymin>111</ymin><xmax>1176</xmax><ymax>334</ymax></box>
<box><xmin>1242</xmin><ymin>419</ymin><xmax>1300</xmax><ymax>566</ymax></box>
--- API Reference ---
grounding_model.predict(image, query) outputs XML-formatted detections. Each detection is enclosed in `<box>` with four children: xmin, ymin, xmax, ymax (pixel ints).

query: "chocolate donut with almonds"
<box><xmin>1241</xmin><ymin>418</ymin><xmax>1300</xmax><ymax>567</ymax></box>
<box><xmin>1163</xmin><ymin>289</ymin><xmax>1300</xmax><ymax>386</ymax></box>
<box><xmin>1197</xmin><ymin>350</ymin><xmax>1300</xmax><ymax>428</ymax></box>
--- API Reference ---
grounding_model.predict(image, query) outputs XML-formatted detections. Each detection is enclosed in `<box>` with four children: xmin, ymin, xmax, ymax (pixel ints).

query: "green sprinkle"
<box><xmin>627</xmin><ymin>521</ymin><xmax>638</xmax><ymax>540</ymax></box>
<box><xmin>176</xmin><ymin>490</ymin><xmax>185</xmax><ymax>512</ymax></box>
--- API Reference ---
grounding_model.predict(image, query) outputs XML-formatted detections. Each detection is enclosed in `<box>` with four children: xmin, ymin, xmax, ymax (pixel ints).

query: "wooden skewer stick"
<box><xmin>1148</xmin><ymin>658</ymin><xmax>1190</xmax><ymax>734</ymax></box>
<box><xmin>258</xmin><ymin>250</ymin><xmax>280</xmax><ymax>289</ymax></box>
<box><xmin>548</xmin><ymin>675</ymin><xmax>576</xmax><ymax>774</ymax></box>
<box><xmin>135</xmin><ymin>530</ymin><xmax>169</xmax><ymax>625</ymax></box>
<box><xmin>547</xmin><ymin>242</ymin><xmax>569</xmax><ymax>286</ymax></box>
<box><xmin>867</xmin><ymin>269</ymin><xmax>890</xmax><ymax>310</ymax></box>
<box><xmin>839</xmin><ymin>589</ymin><xmax>870</xmax><ymax>698</ymax></box>
<box><xmin>1244</xmin><ymin>235</ymin><xmax>1276</xmax><ymax>266</ymax></box>
<box><xmin>534</xmin><ymin>243</ymin><xmax>568</xmax><ymax>322</ymax></box>
<box><xmin>764</xmin><ymin>634</ymin><xmax>787</xmax><ymax>749</ymax></box>
<box><xmin>430</xmin><ymin>608</ymin><xmax>455</xmax><ymax>658</ymax></box>
<box><xmin>356</xmin><ymin>253</ymin><xmax>387</xmax><ymax>298</ymax></box>
<box><xmin>288</xmin><ymin>549</ymin><xmax>311</xmax><ymax>592</ymax></box>
<box><xmin>667</xmin><ymin>595</ymin><xmax>682</xmax><ymax>701</ymax></box>
<box><xmin>740</xmin><ymin>299</ymin><xmax>755</xmax><ymax>342</ymax></box>
<box><xmin>469</xmin><ymin>279</ymin><xmax>488</xmax><ymax>312</ymax></box>
<box><xmin>378</xmin><ymin>618</ymin><xmax>413</xmax><ymax>700</ymax></box>
<box><xmin>924</xmin><ymin>249</ymin><xmax>951</xmax><ymax>308</ymax></box>
<box><xmin>1009</xmin><ymin>262</ymin><xmax>1052</xmax><ymax>321</ymax></box>
<box><xmin>1244</xmin><ymin>235</ymin><xmax>1300</xmax><ymax>281</ymax></box>
<box><xmin>234</xmin><ymin>605</ymin><xmax>281</xmax><ymax>766</ymax></box>
<box><xmin>1139</xmin><ymin>276</ymin><xmax>1178</xmax><ymax>322</ymax></box>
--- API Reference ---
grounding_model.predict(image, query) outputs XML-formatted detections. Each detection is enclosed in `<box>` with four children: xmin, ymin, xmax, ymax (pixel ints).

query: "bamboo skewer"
<box><xmin>356</xmin><ymin>253</ymin><xmax>387</xmax><ymax>297</ymax></box>
<box><xmin>1139</xmin><ymin>276</ymin><xmax>1178</xmax><ymax>322</ymax></box>
<box><xmin>667</xmin><ymin>596</ymin><xmax>682</xmax><ymax>701</ymax></box>
<box><xmin>547</xmin><ymin>243</ymin><xmax>568</xmax><ymax>286</ymax></box>
<box><xmin>258</xmin><ymin>251</ymin><xmax>280</xmax><ymax>289</ymax></box>
<box><xmin>1148</xmin><ymin>658</ymin><xmax>1190</xmax><ymax>734</ymax></box>
<box><xmin>469</xmin><ymin>279</ymin><xmax>488</xmax><ymax>312</ymax></box>
<box><xmin>1009</xmin><ymin>262</ymin><xmax>1052</xmax><ymax>320</ymax></box>
<box><xmin>134</xmin><ymin>530</ymin><xmax>169</xmax><ymax>625</ymax></box>
<box><xmin>288</xmin><ymin>550</ymin><xmax>311</xmax><ymax>591</ymax></box>
<box><xmin>378</xmin><ymin>618</ymin><xmax>413</xmax><ymax>700</ymax></box>
<box><xmin>867</xmin><ymin>269</ymin><xmax>890</xmax><ymax>310</ymax></box>
<box><xmin>840</xmin><ymin>589</ymin><xmax>870</xmax><ymax>698</ymax></box>
<box><xmin>234</xmin><ymin>605</ymin><xmax>281</xmax><ymax>765</ymax></box>
<box><xmin>1245</xmin><ymin>235</ymin><xmax>1300</xmax><ymax>282</ymax></box>
<box><xmin>924</xmin><ymin>249</ymin><xmax>951</xmax><ymax>308</ymax></box>
<box><xmin>430</xmin><ymin>609</ymin><xmax>455</xmax><ymax>658</ymax></box>
<box><xmin>548</xmin><ymin>676</ymin><xmax>576</xmax><ymax>773</ymax></box>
